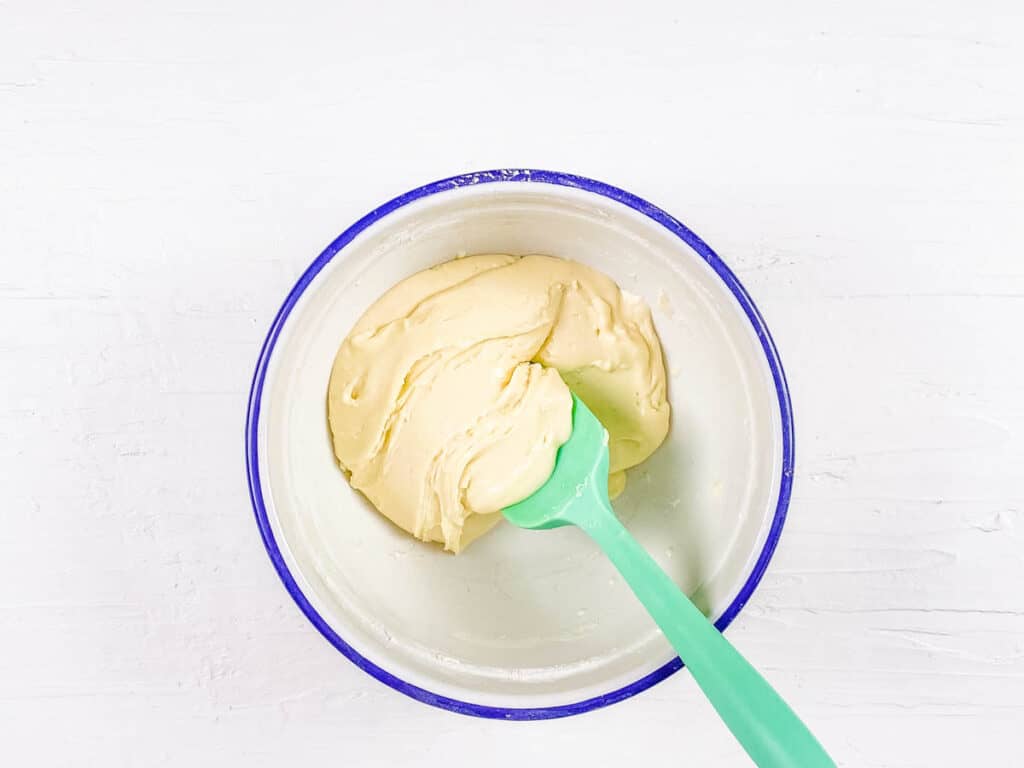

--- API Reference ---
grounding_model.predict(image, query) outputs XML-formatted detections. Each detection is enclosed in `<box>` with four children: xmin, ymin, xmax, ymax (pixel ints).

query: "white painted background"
<box><xmin>3</xmin><ymin>1</ymin><xmax>1022</xmax><ymax>765</ymax></box>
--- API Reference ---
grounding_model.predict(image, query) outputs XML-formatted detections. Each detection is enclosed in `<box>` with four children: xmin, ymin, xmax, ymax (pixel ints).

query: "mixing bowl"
<box><xmin>245</xmin><ymin>169</ymin><xmax>793</xmax><ymax>719</ymax></box>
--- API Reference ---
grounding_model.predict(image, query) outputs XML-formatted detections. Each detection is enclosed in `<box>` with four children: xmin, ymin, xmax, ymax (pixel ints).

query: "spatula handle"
<box><xmin>577</xmin><ymin>506</ymin><xmax>834</xmax><ymax>768</ymax></box>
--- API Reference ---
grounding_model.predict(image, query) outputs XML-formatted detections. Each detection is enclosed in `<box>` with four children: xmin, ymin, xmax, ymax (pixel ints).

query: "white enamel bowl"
<box><xmin>245</xmin><ymin>169</ymin><xmax>793</xmax><ymax>719</ymax></box>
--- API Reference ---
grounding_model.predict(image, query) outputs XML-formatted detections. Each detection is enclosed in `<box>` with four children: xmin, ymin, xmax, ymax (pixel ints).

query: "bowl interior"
<box><xmin>254</xmin><ymin>181</ymin><xmax>784</xmax><ymax>710</ymax></box>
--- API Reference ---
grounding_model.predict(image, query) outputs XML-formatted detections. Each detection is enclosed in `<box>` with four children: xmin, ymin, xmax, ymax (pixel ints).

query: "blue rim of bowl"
<box><xmin>245</xmin><ymin>168</ymin><xmax>794</xmax><ymax>721</ymax></box>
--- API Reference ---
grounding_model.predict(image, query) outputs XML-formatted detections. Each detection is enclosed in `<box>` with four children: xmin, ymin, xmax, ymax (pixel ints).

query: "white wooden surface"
<box><xmin>3</xmin><ymin>2</ymin><xmax>1022</xmax><ymax>765</ymax></box>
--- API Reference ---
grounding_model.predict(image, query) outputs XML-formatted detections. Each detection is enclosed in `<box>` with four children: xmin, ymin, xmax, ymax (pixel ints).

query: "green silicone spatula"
<box><xmin>503</xmin><ymin>395</ymin><xmax>833</xmax><ymax>768</ymax></box>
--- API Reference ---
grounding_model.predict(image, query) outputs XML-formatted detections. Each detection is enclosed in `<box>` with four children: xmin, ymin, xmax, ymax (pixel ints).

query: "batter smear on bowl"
<box><xmin>327</xmin><ymin>254</ymin><xmax>670</xmax><ymax>552</ymax></box>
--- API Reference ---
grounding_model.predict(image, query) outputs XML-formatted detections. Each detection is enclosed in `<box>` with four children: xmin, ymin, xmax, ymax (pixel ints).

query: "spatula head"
<box><xmin>502</xmin><ymin>393</ymin><xmax>610</xmax><ymax>530</ymax></box>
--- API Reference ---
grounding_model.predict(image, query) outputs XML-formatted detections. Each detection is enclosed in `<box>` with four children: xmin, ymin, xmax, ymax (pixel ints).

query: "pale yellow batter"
<box><xmin>327</xmin><ymin>254</ymin><xmax>670</xmax><ymax>552</ymax></box>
